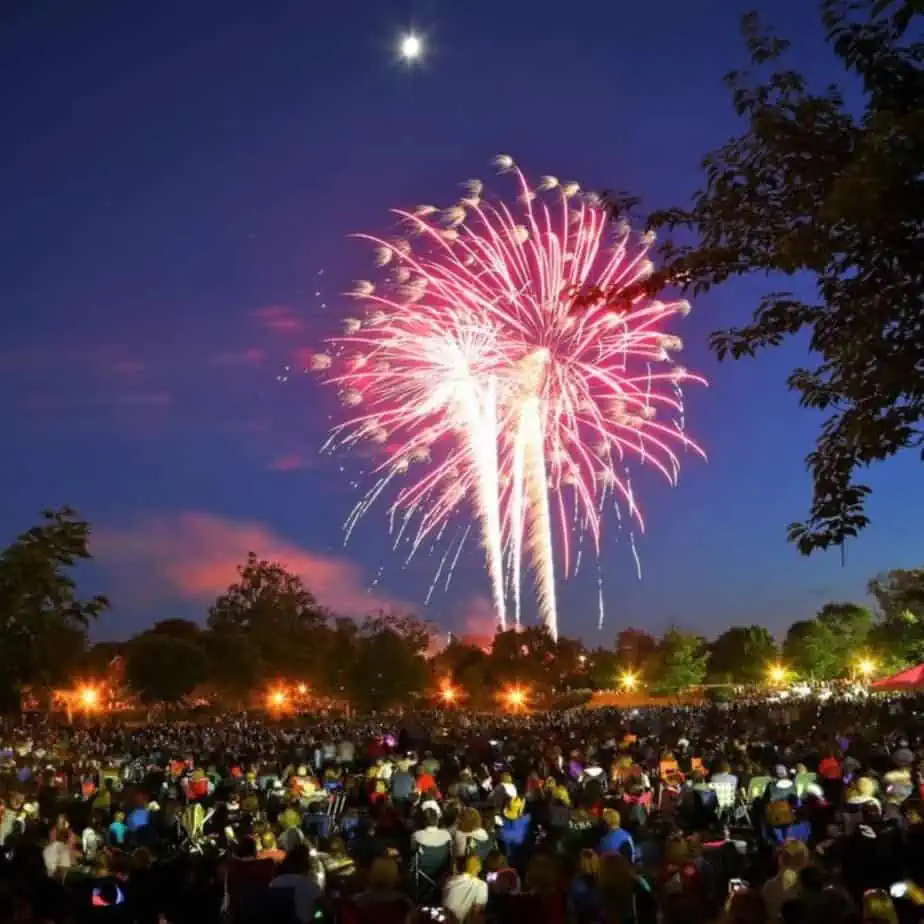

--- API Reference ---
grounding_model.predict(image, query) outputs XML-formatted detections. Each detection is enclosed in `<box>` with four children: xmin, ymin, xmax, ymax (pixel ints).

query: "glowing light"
<box><xmin>440</xmin><ymin>684</ymin><xmax>457</xmax><ymax>704</ymax></box>
<box><xmin>297</xmin><ymin>683</ymin><xmax>308</xmax><ymax>695</ymax></box>
<box><xmin>79</xmin><ymin>686</ymin><xmax>98</xmax><ymax>708</ymax></box>
<box><xmin>767</xmin><ymin>664</ymin><xmax>788</xmax><ymax>686</ymax></box>
<box><xmin>620</xmin><ymin>671</ymin><xmax>638</xmax><ymax>691</ymax></box>
<box><xmin>269</xmin><ymin>689</ymin><xmax>288</xmax><ymax>708</ymax></box>
<box><xmin>856</xmin><ymin>657</ymin><xmax>876</xmax><ymax>679</ymax></box>
<box><xmin>504</xmin><ymin>686</ymin><xmax>527</xmax><ymax>710</ymax></box>
<box><xmin>400</xmin><ymin>33</ymin><xmax>422</xmax><ymax>61</ymax></box>
<box><xmin>320</xmin><ymin>158</ymin><xmax>705</xmax><ymax>639</ymax></box>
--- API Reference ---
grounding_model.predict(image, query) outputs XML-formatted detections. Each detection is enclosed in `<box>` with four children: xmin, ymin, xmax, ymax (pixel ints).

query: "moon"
<box><xmin>400</xmin><ymin>33</ymin><xmax>422</xmax><ymax>61</ymax></box>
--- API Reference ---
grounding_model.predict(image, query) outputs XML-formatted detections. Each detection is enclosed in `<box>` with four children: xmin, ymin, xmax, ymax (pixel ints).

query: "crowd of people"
<box><xmin>2</xmin><ymin>695</ymin><xmax>924</xmax><ymax>924</ymax></box>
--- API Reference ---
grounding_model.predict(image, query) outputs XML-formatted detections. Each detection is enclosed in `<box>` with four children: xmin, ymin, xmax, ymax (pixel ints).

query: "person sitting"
<box><xmin>598</xmin><ymin>808</ymin><xmax>637</xmax><ymax>862</ymax></box>
<box><xmin>443</xmin><ymin>854</ymin><xmax>489</xmax><ymax>922</ymax></box>
<box><xmin>411</xmin><ymin>807</ymin><xmax>451</xmax><ymax>850</ymax></box>
<box><xmin>452</xmin><ymin>806</ymin><xmax>490</xmax><ymax>860</ymax></box>
<box><xmin>270</xmin><ymin>844</ymin><xmax>324</xmax><ymax>924</ymax></box>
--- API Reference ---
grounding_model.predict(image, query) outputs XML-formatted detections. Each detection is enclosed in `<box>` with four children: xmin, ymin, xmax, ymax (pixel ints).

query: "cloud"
<box><xmin>267</xmin><ymin>454</ymin><xmax>307</xmax><ymax>472</ymax></box>
<box><xmin>96</xmin><ymin>511</ymin><xmax>405</xmax><ymax>617</ymax></box>
<box><xmin>254</xmin><ymin>306</ymin><xmax>303</xmax><ymax>334</ymax></box>
<box><xmin>451</xmin><ymin>594</ymin><xmax>499</xmax><ymax>649</ymax></box>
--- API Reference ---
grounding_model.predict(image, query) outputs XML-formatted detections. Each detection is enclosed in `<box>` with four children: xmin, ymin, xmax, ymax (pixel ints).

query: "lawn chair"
<box><xmin>412</xmin><ymin>841</ymin><xmax>451</xmax><ymax>902</ymax></box>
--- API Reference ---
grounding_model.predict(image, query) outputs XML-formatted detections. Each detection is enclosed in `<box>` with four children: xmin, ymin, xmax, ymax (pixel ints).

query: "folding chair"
<box><xmin>412</xmin><ymin>841</ymin><xmax>451</xmax><ymax>902</ymax></box>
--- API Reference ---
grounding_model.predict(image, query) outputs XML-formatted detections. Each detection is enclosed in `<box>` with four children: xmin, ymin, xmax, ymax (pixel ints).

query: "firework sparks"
<box><xmin>319</xmin><ymin>157</ymin><xmax>705</xmax><ymax>639</ymax></box>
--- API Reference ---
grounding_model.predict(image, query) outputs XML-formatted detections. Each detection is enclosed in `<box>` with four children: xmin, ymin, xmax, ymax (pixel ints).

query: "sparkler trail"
<box><xmin>318</xmin><ymin>156</ymin><xmax>705</xmax><ymax>639</ymax></box>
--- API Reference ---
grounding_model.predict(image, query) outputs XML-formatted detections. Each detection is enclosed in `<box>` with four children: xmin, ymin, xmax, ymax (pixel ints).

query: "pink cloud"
<box><xmin>96</xmin><ymin>511</ymin><xmax>405</xmax><ymax>617</ymax></box>
<box><xmin>453</xmin><ymin>594</ymin><xmax>499</xmax><ymax>649</ymax></box>
<box><xmin>254</xmin><ymin>306</ymin><xmax>302</xmax><ymax>334</ymax></box>
<box><xmin>267</xmin><ymin>454</ymin><xmax>306</xmax><ymax>472</ymax></box>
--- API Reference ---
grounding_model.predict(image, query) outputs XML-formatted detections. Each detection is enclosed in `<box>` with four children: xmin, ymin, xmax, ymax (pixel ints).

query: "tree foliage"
<box><xmin>207</xmin><ymin>551</ymin><xmax>327</xmax><ymax>682</ymax></box>
<box><xmin>649</xmin><ymin>628</ymin><xmax>709</xmax><ymax>695</ymax></box>
<box><xmin>707</xmin><ymin>626</ymin><xmax>779</xmax><ymax>683</ymax></box>
<box><xmin>0</xmin><ymin>507</ymin><xmax>108</xmax><ymax>700</ymax></box>
<box><xmin>126</xmin><ymin>635</ymin><xmax>209</xmax><ymax>705</ymax></box>
<box><xmin>642</xmin><ymin>0</ymin><xmax>924</xmax><ymax>553</ymax></box>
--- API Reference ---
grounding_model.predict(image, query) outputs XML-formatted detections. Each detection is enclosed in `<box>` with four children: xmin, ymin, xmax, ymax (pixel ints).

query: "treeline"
<box><xmin>2</xmin><ymin>508</ymin><xmax>923</xmax><ymax>712</ymax></box>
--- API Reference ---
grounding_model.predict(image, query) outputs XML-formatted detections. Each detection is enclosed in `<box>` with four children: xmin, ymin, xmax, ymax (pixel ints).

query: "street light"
<box><xmin>440</xmin><ymin>685</ymin><xmax>457</xmax><ymax>705</ymax></box>
<box><xmin>767</xmin><ymin>664</ymin><xmax>788</xmax><ymax>686</ymax></box>
<box><xmin>78</xmin><ymin>686</ymin><xmax>98</xmax><ymax>709</ymax></box>
<box><xmin>856</xmin><ymin>657</ymin><xmax>876</xmax><ymax>681</ymax></box>
<box><xmin>504</xmin><ymin>686</ymin><xmax>527</xmax><ymax>711</ymax></box>
<box><xmin>620</xmin><ymin>671</ymin><xmax>638</xmax><ymax>692</ymax></box>
<box><xmin>297</xmin><ymin>683</ymin><xmax>308</xmax><ymax>696</ymax></box>
<box><xmin>269</xmin><ymin>689</ymin><xmax>287</xmax><ymax>709</ymax></box>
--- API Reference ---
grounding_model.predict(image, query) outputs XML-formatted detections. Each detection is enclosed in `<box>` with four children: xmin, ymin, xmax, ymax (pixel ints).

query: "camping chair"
<box><xmin>794</xmin><ymin>772</ymin><xmax>818</xmax><ymax>799</ymax></box>
<box><xmin>179</xmin><ymin>803</ymin><xmax>211</xmax><ymax>853</ymax></box>
<box><xmin>412</xmin><ymin>841</ymin><xmax>451</xmax><ymax>902</ymax></box>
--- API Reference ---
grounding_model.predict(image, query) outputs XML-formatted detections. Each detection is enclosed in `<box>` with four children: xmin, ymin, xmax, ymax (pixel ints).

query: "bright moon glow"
<box><xmin>400</xmin><ymin>34</ymin><xmax>422</xmax><ymax>60</ymax></box>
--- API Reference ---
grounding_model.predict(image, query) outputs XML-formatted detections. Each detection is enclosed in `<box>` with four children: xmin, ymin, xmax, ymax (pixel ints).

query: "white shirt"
<box><xmin>413</xmin><ymin>825</ymin><xmax>452</xmax><ymax>849</ymax></box>
<box><xmin>452</xmin><ymin>827</ymin><xmax>489</xmax><ymax>859</ymax></box>
<box><xmin>43</xmin><ymin>841</ymin><xmax>72</xmax><ymax>875</ymax></box>
<box><xmin>443</xmin><ymin>873</ymin><xmax>489</xmax><ymax>922</ymax></box>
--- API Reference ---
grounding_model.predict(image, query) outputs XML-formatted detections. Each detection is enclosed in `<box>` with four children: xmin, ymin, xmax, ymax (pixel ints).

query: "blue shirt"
<box><xmin>108</xmin><ymin>821</ymin><xmax>127</xmax><ymax>845</ymax></box>
<box><xmin>599</xmin><ymin>827</ymin><xmax>637</xmax><ymax>861</ymax></box>
<box><xmin>127</xmin><ymin>808</ymin><xmax>150</xmax><ymax>831</ymax></box>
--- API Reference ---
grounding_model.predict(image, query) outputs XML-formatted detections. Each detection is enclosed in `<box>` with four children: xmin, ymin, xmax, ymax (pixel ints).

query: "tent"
<box><xmin>870</xmin><ymin>663</ymin><xmax>924</xmax><ymax>691</ymax></box>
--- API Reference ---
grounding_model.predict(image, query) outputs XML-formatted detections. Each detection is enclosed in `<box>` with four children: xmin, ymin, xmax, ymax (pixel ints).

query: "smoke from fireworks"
<box><xmin>317</xmin><ymin>157</ymin><xmax>705</xmax><ymax>639</ymax></box>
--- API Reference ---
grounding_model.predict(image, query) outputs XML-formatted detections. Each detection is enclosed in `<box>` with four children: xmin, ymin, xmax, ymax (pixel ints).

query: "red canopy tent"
<box><xmin>870</xmin><ymin>663</ymin><xmax>924</xmax><ymax>691</ymax></box>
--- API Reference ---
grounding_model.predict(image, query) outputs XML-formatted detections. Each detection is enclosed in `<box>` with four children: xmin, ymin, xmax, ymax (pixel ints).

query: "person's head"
<box><xmin>856</xmin><ymin>777</ymin><xmax>877</xmax><ymax>799</ymax></box>
<box><xmin>368</xmin><ymin>855</ymin><xmax>400</xmax><ymax>891</ymax></box>
<box><xmin>280</xmin><ymin>844</ymin><xmax>316</xmax><ymax>876</ymax></box>
<box><xmin>237</xmin><ymin>836</ymin><xmax>258</xmax><ymax>859</ymax></box>
<box><xmin>601</xmin><ymin>808</ymin><xmax>621</xmax><ymax>831</ymax></box>
<box><xmin>464</xmin><ymin>855</ymin><xmax>482</xmax><ymax>878</ymax></box>
<box><xmin>525</xmin><ymin>853</ymin><xmax>559</xmax><ymax>894</ymax></box>
<box><xmin>260</xmin><ymin>832</ymin><xmax>278</xmax><ymax>852</ymax></box>
<box><xmin>484</xmin><ymin>849</ymin><xmax>508</xmax><ymax>873</ymax></box>
<box><xmin>457</xmin><ymin>806</ymin><xmax>482</xmax><ymax>834</ymax></box>
<box><xmin>504</xmin><ymin>797</ymin><xmax>524</xmax><ymax>821</ymax></box>
<box><xmin>577</xmin><ymin>849</ymin><xmax>600</xmax><ymax>880</ymax></box>
<box><xmin>422</xmin><ymin>808</ymin><xmax>440</xmax><ymax>828</ymax></box>
<box><xmin>725</xmin><ymin>888</ymin><xmax>768</xmax><ymax>924</ymax></box>
<box><xmin>713</xmin><ymin>759</ymin><xmax>730</xmax><ymax>775</ymax></box>
<box><xmin>280</xmin><ymin>807</ymin><xmax>301</xmax><ymax>830</ymax></box>
<box><xmin>664</xmin><ymin>833</ymin><xmax>688</xmax><ymax>867</ymax></box>
<box><xmin>113</xmin><ymin>811</ymin><xmax>125</xmax><ymax>823</ymax></box>
<box><xmin>777</xmin><ymin>840</ymin><xmax>810</xmax><ymax>874</ymax></box>
<box><xmin>862</xmin><ymin>889</ymin><xmax>898</xmax><ymax>924</ymax></box>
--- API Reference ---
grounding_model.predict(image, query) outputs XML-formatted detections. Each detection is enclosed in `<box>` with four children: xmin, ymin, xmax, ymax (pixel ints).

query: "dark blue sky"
<box><xmin>3</xmin><ymin>0</ymin><xmax>921</xmax><ymax>644</ymax></box>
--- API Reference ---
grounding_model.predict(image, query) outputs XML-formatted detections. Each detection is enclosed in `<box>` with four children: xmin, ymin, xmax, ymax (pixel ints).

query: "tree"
<box><xmin>348</xmin><ymin>623</ymin><xmax>428</xmax><ymax>712</ymax></box>
<box><xmin>126</xmin><ymin>635</ymin><xmax>208</xmax><ymax>705</ymax></box>
<box><xmin>0</xmin><ymin>507</ymin><xmax>108</xmax><ymax>706</ymax></box>
<box><xmin>817</xmin><ymin>601</ymin><xmax>872</xmax><ymax>660</ymax></box>
<box><xmin>783</xmin><ymin>619</ymin><xmax>841</xmax><ymax>680</ymax></box>
<box><xmin>649</xmin><ymin>628</ymin><xmax>708</xmax><ymax>695</ymax></box>
<box><xmin>614</xmin><ymin>628</ymin><xmax>659</xmax><ymax>669</ymax></box>
<box><xmin>207</xmin><ymin>552</ymin><xmax>328</xmax><ymax>681</ymax></box>
<box><xmin>868</xmin><ymin>568</ymin><xmax>924</xmax><ymax>619</ymax></box>
<box><xmin>642</xmin><ymin>0</ymin><xmax>924</xmax><ymax>554</ymax></box>
<box><xmin>707</xmin><ymin>626</ymin><xmax>779</xmax><ymax>684</ymax></box>
<box><xmin>140</xmin><ymin>618</ymin><xmax>204</xmax><ymax>641</ymax></box>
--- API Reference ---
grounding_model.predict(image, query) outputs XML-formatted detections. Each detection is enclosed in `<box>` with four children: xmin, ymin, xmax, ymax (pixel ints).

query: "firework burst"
<box><xmin>317</xmin><ymin>157</ymin><xmax>705</xmax><ymax>639</ymax></box>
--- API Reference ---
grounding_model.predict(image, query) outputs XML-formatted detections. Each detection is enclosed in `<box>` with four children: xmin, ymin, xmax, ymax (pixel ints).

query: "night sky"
<box><xmin>3</xmin><ymin>0</ymin><xmax>922</xmax><ymax>645</ymax></box>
